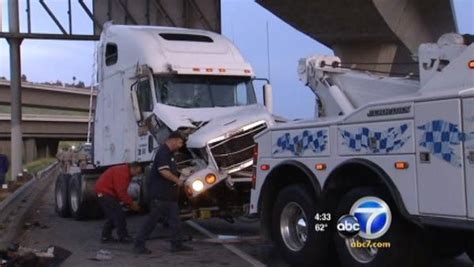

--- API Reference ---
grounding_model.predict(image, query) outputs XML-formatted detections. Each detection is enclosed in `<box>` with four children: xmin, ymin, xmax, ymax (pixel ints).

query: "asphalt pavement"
<box><xmin>15</xmin><ymin>180</ymin><xmax>474</xmax><ymax>267</ymax></box>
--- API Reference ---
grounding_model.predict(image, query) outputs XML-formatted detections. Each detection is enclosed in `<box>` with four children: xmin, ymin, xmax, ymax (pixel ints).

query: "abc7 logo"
<box><xmin>337</xmin><ymin>196</ymin><xmax>392</xmax><ymax>240</ymax></box>
<box><xmin>337</xmin><ymin>215</ymin><xmax>360</xmax><ymax>238</ymax></box>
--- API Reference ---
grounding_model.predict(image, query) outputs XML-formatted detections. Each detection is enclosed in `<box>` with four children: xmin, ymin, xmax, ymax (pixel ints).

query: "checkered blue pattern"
<box><xmin>417</xmin><ymin>120</ymin><xmax>471</xmax><ymax>167</ymax></box>
<box><xmin>273</xmin><ymin>129</ymin><xmax>328</xmax><ymax>155</ymax></box>
<box><xmin>340</xmin><ymin>124</ymin><xmax>410</xmax><ymax>154</ymax></box>
<box><xmin>465</xmin><ymin>117</ymin><xmax>474</xmax><ymax>149</ymax></box>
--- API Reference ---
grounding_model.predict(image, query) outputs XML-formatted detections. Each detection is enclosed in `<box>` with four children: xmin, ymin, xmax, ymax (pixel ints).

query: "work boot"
<box><xmin>100</xmin><ymin>236</ymin><xmax>117</xmax><ymax>243</ymax></box>
<box><xmin>118</xmin><ymin>236</ymin><xmax>133</xmax><ymax>243</ymax></box>
<box><xmin>133</xmin><ymin>246</ymin><xmax>152</xmax><ymax>255</ymax></box>
<box><xmin>170</xmin><ymin>243</ymin><xmax>193</xmax><ymax>253</ymax></box>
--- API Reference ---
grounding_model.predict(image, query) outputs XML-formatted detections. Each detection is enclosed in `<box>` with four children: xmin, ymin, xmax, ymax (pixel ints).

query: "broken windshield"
<box><xmin>154</xmin><ymin>75</ymin><xmax>257</xmax><ymax>108</ymax></box>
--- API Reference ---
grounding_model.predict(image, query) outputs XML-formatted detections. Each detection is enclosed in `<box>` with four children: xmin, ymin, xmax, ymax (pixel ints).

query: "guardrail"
<box><xmin>0</xmin><ymin>162</ymin><xmax>60</xmax><ymax>245</ymax></box>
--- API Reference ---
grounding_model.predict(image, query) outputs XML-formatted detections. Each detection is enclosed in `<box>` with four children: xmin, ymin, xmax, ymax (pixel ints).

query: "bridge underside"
<box><xmin>257</xmin><ymin>0</ymin><xmax>457</xmax><ymax>75</ymax></box>
<box><xmin>0</xmin><ymin>115</ymin><xmax>88</xmax><ymax>162</ymax></box>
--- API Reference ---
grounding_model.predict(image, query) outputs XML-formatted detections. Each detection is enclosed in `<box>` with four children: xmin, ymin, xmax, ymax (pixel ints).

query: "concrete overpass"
<box><xmin>0</xmin><ymin>114</ymin><xmax>89</xmax><ymax>163</ymax></box>
<box><xmin>0</xmin><ymin>80</ymin><xmax>95</xmax><ymax>112</ymax></box>
<box><xmin>257</xmin><ymin>0</ymin><xmax>457</xmax><ymax>75</ymax></box>
<box><xmin>0</xmin><ymin>81</ymin><xmax>92</xmax><ymax>163</ymax></box>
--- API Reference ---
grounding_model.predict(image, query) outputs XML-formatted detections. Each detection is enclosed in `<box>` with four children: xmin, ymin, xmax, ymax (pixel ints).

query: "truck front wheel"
<box><xmin>333</xmin><ymin>187</ymin><xmax>428</xmax><ymax>267</ymax></box>
<box><xmin>272</xmin><ymin>184</ymin><xmax>329</xmax><ymax>266</ymax></box>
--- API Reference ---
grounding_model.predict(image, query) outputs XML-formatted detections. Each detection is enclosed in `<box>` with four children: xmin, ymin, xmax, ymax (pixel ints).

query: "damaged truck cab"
<box><xmin>55</xmin><ymin>24</ymin><xmax>275</xmax><ymax>220</ymax></box>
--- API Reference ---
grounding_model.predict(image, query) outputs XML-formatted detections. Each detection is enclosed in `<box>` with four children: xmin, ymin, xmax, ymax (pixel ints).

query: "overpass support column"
<box><xmin>7</xmin><ymin>0</ymin><xmax>23</xmax><ymax>180</ymax></box>
<box><xmin>24</xmin><ymin>139</ymin><xmax>37</xmax><ymax>163</ymax></box>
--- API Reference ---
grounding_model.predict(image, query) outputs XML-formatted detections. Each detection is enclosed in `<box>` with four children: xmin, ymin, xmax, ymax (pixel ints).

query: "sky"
<box><xmin>0</xmin><ymin>0</ymin><xmax>473</xmax><ymax>119</ymax></box>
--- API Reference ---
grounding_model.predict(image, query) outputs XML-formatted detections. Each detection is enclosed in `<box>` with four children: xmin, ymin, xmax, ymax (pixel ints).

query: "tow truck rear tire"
<box><xmin>55</xmin><ymin>174</ymin><xmax>71</xmax><ymax>217</ymax></box>
<box><xmin>69</xmin><ymin>173</ymin><xmax>90</xmax><ymax>220</ymax></box>
<box><xmin>333</xmin><ymin>187</ymin><xmax>429</xmax><ymax>267</ymax></box>
<box><xmin>465</xmin><ymin>234</ymin><xmax>474</xmax><ymax>262</ymax></box>
<box><xmin>272</xmin><ymin>184</ymin><xmax>330</xmax><ymax>266</ymax></box>
<box><xmin>430</xmin><ymin>229</ymin><xmax>465</xmax><ymax>259</ymax></box>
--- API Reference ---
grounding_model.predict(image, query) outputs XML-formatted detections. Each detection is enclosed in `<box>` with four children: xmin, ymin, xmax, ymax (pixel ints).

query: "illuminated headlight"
<box><xmin>192</xmin><ymin>180</ymin><xmax>204</xmax><ymax>192</ymax></box>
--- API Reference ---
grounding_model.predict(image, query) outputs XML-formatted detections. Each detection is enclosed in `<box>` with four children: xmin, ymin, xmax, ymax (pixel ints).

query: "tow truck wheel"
<box><xmin>69</xmin><ymin>173</ymin><xmax>89</xmax><ymax>220</ymax></box>
<box><xmin>334</xmin><ymin>187</ymin><xmax>429</xmax><ymax>267</ymax></box>
<box><xmin>430</xmin><ymin>229</ymin><xmax>465</xmax><ymax>259</ymax></box>
<box><xmin>272</xmin><ymin>184</ymin><xmax>330</xmax><ymax>266</ymax></box>
<box><xmin>465</xmin><ymin>234</ymin><xmax>474</xmax><ymax>262</ymax></box>
<box><xmin>55</xmin><ymin>174</ymin><xmax>71</xmax><ymax>217</ymax></box>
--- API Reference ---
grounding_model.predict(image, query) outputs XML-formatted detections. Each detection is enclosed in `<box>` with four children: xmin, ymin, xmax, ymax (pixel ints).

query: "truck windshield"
<box><xmin>154</xmin><ymin>75</ymin><xmax>257</xmax><ymax>108</ymax></box>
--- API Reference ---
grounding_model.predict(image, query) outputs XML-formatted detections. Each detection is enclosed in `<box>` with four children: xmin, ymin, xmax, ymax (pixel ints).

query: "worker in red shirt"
<box><xmin>95</xmin><ymin>162</ymin><xmax>143</xmax><ymax>243</ymax></box>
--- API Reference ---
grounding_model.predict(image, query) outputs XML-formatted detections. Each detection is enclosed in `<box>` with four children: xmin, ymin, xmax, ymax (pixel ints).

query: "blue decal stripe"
<box><xmin>340</xmin><ymin>124</ymin><xmax>410</xmax><ymax>154</ymax></box>
<box><xmin>273</xmin><ymin>130</ymin><xmax>328</xmax><ymax>155</ymax></box>
<box><xmin>417</xmin><ymin>120</ymin><xmax>468</xmax><ymax>167</ymax></box>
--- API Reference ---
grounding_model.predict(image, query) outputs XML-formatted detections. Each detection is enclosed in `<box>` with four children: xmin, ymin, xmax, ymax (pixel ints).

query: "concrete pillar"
<box><xmin>7</xmin><ymin>0</ymin><xmax>23</xmax><ymax>180</ymax></box>
<box><xmin>332</xmin><ymin>43</ymin><xmax>398</xmax><ymax>75</ymax></box>
<box><xmin>23</xmin><ymin>138</ymin><xmax>37</xmax><ymax>163</ymax></box>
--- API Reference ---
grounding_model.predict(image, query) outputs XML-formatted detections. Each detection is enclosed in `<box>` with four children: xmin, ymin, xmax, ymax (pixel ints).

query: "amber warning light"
<box><xmin>469</xmin><ymin>60</ymin><xmax>474</xmax><ymax>69</ymax></box>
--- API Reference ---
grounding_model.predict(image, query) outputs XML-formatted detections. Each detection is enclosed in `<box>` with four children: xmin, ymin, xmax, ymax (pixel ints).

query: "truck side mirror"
<box><xmin>263</xmin><ymin>83</ymin><xmax>273</xmax><ymax>113</ymax></box>
<box><xmin>130</xmin><ymin>82</ymin><xmax>143</xmax><ymax>123</ymax></box>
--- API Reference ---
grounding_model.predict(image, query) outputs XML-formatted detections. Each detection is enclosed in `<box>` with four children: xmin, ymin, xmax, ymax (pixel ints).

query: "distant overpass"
<box><xmin>0</xmin><ymin>80</ymin><xmax>95</xmax><ymax>111</ymax></box>
<box><xmin>0</xmin><ymin>81</ymin><xmax>93</xmax><ymax>162</ymax></box>
<box><xmin>257</xmin><ymin>0</ymin><xmax>457</xmax><ymax>74</ymax></box>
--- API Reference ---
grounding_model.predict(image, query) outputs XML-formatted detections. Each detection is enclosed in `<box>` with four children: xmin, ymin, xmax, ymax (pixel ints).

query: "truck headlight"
<box><xmin>205</xmin><ymin>173</ymin><xmax>217</xmax><ymax>184</ymax></box>
<box><xmin>192</xmin><ymin>180</ymin><xmax>204</xmax><ymax>192</ymax></box>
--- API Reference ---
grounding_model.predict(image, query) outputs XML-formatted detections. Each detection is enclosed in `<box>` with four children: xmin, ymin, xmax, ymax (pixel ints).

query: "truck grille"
<box><xmin>209</xmin><ymin>122</ymin><xmax>267</xmax><ymax>172</ymax></box>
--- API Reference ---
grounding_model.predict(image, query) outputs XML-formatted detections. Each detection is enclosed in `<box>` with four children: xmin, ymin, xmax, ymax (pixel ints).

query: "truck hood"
<box><xmin>153</xmin><ymin>103</ymin><xmax>274</xmax><ymax>148</ymax></box>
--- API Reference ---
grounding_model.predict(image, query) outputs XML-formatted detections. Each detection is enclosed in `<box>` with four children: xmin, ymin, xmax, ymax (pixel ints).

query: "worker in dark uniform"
<box><xmin>133</xmin><ymin>131</ymin><xmax>193</xmax><ymax>254</ymax></box>
<box><xmin>95</xmin><ymin>162</ymin><xmax>143</xmax><ymax>243</ymax></box>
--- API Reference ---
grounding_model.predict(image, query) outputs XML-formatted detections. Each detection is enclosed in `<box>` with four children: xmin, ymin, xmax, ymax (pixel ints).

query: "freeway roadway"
<box><xmin>14</xmin><ymin>175</ymin><xmax>473</xmax><ymax>267</ymax></box>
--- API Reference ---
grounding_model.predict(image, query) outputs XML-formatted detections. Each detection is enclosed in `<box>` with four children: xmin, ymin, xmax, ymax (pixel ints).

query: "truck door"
<box><xmin>463</xmin><ymin>98</ymin><xmax>474</xmax><ymax>218</ymax></box>
<box><xmin>415</xmin><ymin>99</ymin><xmax>466</xmax><ymax>216</ymax></box>
<box><xmin>135</xmin><ymin>78</ymin><xmax>156</xmax><ymax>162</ymax></box>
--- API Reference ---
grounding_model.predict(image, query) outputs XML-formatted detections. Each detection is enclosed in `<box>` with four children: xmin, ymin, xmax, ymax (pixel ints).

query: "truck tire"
<box><xmin>466</xmin><ymin>235</ymin><xmax>474</xmax><ymax>262</ymax></box>
<box><xmin>429</xmin><ymin>229</ymin><xmax>465</xmax><ymax>259</ymax></box>
<box><xmin>333</xmin><ymin>187</ymin><xmax>429</xmax><ymax>267</ymax></box>
<box><xmin>55</xmin><ymin>174</ymin><xmax>71</xmax><ymax>217</ymax></box>
<box><xmin>272</xmin><ymin>184</ymin><xmax>330</xmax><ymax>266</ymax></box>
<box><xmin>69</xmin><ymin>173</ymin><xmax>91</xmax><ymax>220</ymax></box>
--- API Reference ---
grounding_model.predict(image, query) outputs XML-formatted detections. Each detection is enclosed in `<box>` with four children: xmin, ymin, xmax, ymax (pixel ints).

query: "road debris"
<box><xmin>93</xmin><ymin>250</ymin><xmax>113</xmax><ymax>261</ymax></box>
<box><xmin>0</xmin><ymin>243</ymin><xmax>71</xmax><ymax>267</ymax></box>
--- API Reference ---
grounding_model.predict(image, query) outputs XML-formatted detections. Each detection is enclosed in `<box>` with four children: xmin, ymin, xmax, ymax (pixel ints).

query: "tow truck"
<box><xmin>251</xmin><ymin>33</ymin><xmax>474</xmax><ymax>266</ymax></box>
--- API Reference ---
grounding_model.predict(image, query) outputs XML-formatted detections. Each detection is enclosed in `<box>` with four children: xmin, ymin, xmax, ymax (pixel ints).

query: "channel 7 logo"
<box><xmin>337</xmin><ymin>197</ymin><xmax>392</xmax><ymax>240</ymax></box>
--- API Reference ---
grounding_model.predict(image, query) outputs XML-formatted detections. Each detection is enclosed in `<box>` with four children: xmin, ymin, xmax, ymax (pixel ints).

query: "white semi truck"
<box><xmin>251</xmin><ymin>33</ymin><xmax>474</xmax><ymax>266</ymax></box>
<box><xmin>54</xmin><ymin>24</ymin><xmax>275</xmax><ymax>221</ymax></box>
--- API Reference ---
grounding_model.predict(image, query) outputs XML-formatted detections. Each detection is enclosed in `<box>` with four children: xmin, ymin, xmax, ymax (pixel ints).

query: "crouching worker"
<box><xmin>133</xmin><ymin>131</ymin><xmax>193</xmax><ymax>254</ymax></box>
<box><xmin>95</xmin><ymin>162</ymin><xmax>143</xmax><ymax>243</ymax></box>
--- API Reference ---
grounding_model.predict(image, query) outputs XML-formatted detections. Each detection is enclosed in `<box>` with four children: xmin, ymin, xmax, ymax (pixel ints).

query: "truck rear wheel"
<box><xmin>69</xmin><ymin>173</ymin><xmax>88</xmax><ymax>220</ymax></box>
<box><xmin>333</xmin><ymin>187</ymin><xmax>428</xmax><ymax>267</ymax></box>
<box><xmin>69</xmin><ymin>173</ymin><xmax>102</xmax><ymax>220</ymax></box>
<box><xmin>272</xmin><ymin>184</ymin><xmax>329</xmax><ymax>266</ymax></box>
<box><xmin>55</xmin><ymin>174</ymin><xmax>71</xmax><ymax>217</ymax></box>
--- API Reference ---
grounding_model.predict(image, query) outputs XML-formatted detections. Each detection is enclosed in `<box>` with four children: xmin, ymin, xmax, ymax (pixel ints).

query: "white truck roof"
<box><xmin>100</xmin><ymin>24</ymin><xmax>254</xmax><ymax>77</ymax></box>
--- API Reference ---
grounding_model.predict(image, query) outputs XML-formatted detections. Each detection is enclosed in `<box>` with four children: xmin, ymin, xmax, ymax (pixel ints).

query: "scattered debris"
<box><xmin>202</xmin><ymin>235</ymin><xmax>262</xmax><ymax>244</ymax></box>
<box><xmin>0</xmin><ymin>243</ymin><xmax>71</xmax><ymax>267</ymax></box>
<box><xmin>94</xmin><ymin>249</ymin><xmax>113</xmax><ymax>261</ymax></box>
<box><xmin>23</xmin><ymin>221</ymin><xmax>49</xmax><ymax>230</ymax></box>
